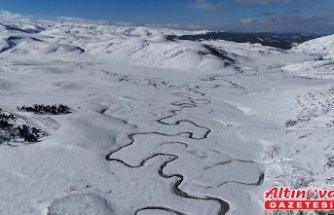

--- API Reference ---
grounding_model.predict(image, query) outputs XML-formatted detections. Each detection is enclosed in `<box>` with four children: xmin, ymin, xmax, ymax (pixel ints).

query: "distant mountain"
<box><xmin>0</xmin><ymin>21</ymin><xmax>330</xmax><ymax>72</ymax></box>
<box><xmin>167</xmin><ymin>32</ymin><xmax>322</xmax><ymax>50</ymax></box>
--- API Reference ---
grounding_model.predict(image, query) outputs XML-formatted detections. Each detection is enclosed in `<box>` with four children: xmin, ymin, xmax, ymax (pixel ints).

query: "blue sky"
<box><xmin>0</xmin><ymin>0</ymin><xmax>333</xmax><ymax>33</ymax></box>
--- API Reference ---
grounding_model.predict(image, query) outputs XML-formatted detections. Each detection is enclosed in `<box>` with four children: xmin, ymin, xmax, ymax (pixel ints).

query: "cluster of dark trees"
<box><xmin>17</xmin><ymin>125</ymin><xmax>41</xmax><ymax>142</ymax></box>
<box><xmin>1</xmin><ymin>104</ymin><xmax>71</xmax><ymax>144</ymax></box>
<box><xmin>18</xmin><ymin>104</ymin><xmax>71</xmax><ymax>115</ymax></box>
<box><xmin>0</xmin><ymin>109</ymin><xmax>14</xmax><ymax>128</ymax></box>
<box><xmin>0</xmin><ymin>108</ymin><xmax>43</xmax><ymax>143</ymax></box>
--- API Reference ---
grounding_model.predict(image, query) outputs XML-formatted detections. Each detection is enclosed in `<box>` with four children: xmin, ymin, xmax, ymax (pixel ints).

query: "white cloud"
<box><xmin>237</xmin><ymin>13</ymin><xmax>334</xmax><ymax>34</ymax></box>
<box><xmin>0</xmin><ymin>10</ymin><xmax>33</xmax><ymax>24</ymax></box>
<box><xmin>57</xmin><ymin>16</ymin><xmax>133</xmax><ymax>26</ymax></box>
<box><xmin>234</xmin><ymin>0</ymin><xmax>292</xmax><ymax>4</ymax></box>
<box><xmin>145</xmin><ymin>22</ymin><xmax>213</xmax><ymax>30</ymax></box>
<box><xmin>240</xmin><ymin>17</ymin><xmax>255</xmax><ymax>24</ymax></box>
<box><xmin>190</xmin><ymin>0</ymin><xmax>224</xmax><ymax>10</ymax></box>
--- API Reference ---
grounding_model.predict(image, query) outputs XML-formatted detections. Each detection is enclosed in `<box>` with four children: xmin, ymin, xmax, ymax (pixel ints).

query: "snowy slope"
<box><xmin>0</xmin><ymin>21</ymin><xmax>280</xmax><ymax>71</ymax></box>
<box><xmin>0</xmin><ymin>15</ymin><xmax>334</xmax><ymax>215</ymax></box>
<box><xmin>283</xmin><ymin>34</ymin><xmax>334</xmax><ymax>79</ymax></box>
<box><xmin>293</xmin><ymin>34</ymin><xmax>334</xmax><ymax>59</ymax></box>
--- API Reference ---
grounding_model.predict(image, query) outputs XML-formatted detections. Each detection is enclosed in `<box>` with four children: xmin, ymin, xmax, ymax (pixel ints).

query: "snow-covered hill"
<box><xmin>0</xmin><ymin>21</ymin><xmax>296</xmax><ymax>71</ymax></box>
<box><xmin>0</xmin><ymin>15</ymin><xmax>334</xmax><ymax>215</ymax></box>
<box><xmin>294</xmin><ymin>34</ymin><xmax>334</xmax><ymax>59</ymax></box>
<box><xmin>283</xmin><ymin>34</ymin><xmax>334</xmax><ymax>79</ymax></box>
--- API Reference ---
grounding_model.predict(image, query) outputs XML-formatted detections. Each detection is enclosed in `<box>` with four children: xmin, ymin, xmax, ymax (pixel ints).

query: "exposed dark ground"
<box><xmin>166</xmin><ymin>32</ymin><xmax>323</xmax><ymax>49</ymax></box>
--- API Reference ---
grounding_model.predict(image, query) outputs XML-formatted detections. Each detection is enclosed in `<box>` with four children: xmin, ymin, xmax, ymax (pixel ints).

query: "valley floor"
<box><xmin>0</xmin><ymin>23</ymin><xmax>333</xmax><ymax>215</ymax></box>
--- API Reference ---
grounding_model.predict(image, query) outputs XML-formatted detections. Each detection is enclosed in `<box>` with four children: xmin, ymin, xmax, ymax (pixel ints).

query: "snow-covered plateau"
<box><xmin>0</xmin><ymin>18</ymin><xmax>334</xmax><ymax>215</ymax></box>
